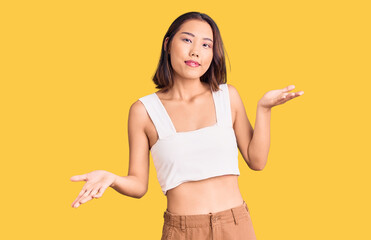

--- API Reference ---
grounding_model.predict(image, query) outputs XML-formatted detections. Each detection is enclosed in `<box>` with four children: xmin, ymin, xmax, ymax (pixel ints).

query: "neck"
<box><xmin>168</xmin><ymin>75</ymin><xmax>208</xmax><ymax>101</ymax></box>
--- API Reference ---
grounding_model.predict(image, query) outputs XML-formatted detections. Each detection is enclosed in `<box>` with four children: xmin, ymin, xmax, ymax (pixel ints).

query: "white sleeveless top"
<box><xmin>138</xmin><ymin>83</ymin><xmax>240</xmax><ymax>195</ymax></box>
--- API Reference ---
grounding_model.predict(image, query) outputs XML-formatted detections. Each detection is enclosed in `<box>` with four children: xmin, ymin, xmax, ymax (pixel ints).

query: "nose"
<box><xmin>190</xmin><ymin>46</ymin><xmax>200</xmax><ymax>58</ymax></box>
<box><xmin>191</xmin><ymin>52</ymin><xmax>199</xmax><ymax>57</ymax></box>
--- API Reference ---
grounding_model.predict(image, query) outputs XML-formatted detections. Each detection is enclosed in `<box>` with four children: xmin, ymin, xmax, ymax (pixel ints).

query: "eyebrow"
<box><xmin>180</xmin><ymin>32</ymin><xmax>213</xmax><ymax>42</ymax></box>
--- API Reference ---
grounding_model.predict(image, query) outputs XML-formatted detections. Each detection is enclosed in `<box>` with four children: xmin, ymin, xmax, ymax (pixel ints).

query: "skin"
<box><xmin>70</xmin><ymin>19</ymin><xmax>304</xmax><ymax>211</ymax></box>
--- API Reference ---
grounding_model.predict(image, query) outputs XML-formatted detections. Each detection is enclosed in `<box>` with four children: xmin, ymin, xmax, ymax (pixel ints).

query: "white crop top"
<box><xmin>138</xmin><ymin>83</ymin><xmax>240</xmax><ymax>195</ymax></box>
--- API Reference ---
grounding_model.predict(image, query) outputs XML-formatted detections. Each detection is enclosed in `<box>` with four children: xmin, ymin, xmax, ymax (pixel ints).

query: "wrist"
<box><xmin>109</xmin><ymin>173</ymin><xmax>118</xmax><ymax>188</ymax></box>
<box><xmin>257</xmin><ymin>102</ymin><xmax>271</xmax><ymax>112</ymax></box>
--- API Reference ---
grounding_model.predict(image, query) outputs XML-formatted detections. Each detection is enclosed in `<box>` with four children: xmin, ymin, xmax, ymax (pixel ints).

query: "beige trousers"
<box><xmin>161</xmin><ymin>200</ymin><xmax>257</xmax><ymax>240</ymax></box>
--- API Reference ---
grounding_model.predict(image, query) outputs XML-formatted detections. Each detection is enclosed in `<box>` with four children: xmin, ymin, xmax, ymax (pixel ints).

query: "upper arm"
<box><xmin>127</xmin><ymin>100</ymin><xmax>151</xmax><ymax>195</ymax></box>
<box><xmin>227</xmin><ymin>84</ymin><xmax>254</xmax><ymax>169</ymax></box>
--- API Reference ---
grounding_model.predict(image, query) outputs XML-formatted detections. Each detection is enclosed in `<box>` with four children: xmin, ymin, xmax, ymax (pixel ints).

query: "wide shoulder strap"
<box><xmin>138</xmin><ymin>93</ymin><xmax>175</xmax><ymax>139</ymax></box>
<box><xmin>212</xmin><ymin>83</ymin><xmax>233</xmax><ymax>128</ymax></box>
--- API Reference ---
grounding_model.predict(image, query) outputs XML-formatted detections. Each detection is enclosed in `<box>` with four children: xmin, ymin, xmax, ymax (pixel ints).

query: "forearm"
<box><xmin>110</xmin><ymin>175</ymin><xmax>146</xmax><ymax>199</ymax></box>
<box><xmin>248</xmin><ymin>103</ymin><xmax>271</xmax><ymax>170</ymax></box>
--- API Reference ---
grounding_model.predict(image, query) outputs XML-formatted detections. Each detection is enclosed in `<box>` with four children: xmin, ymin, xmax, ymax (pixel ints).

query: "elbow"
<box><xmin>247</xmin><ymin>151</ymin><xmax>267</xmax><ymax>171</ymax></box>
<box><xmin>252</xmin><ymin>164</ymin><xmax>266</xmax><ymax>171</ymax></box>
<box><xmin>248</xmin><ymin>157</ymin><xmax>267</xmax><ymax>171</ymax></box>
<box><xmin>134</xmin><ymin>187</ymin><xmax>148</xmax><ymax>199</ymax></box>
<box><xmin>248</xmin><ymin>162</ymin><xmax>265</xmax><ymax>171</ymax></box>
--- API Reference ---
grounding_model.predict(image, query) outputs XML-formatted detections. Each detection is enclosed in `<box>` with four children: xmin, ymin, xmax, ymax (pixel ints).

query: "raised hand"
<box><xmin>70</xmin><ymin>170</ymin><xmax>117</xmax><ymax>208</ymax></box>
<box><xmin>258</xmin><ymin>85</ymin><xmax>304</xmax><ymax>109</ymax></box>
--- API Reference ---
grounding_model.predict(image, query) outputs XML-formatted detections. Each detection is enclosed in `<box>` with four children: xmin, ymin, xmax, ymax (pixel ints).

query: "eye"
<box><xmin>183</xmin><ymin>38</ymin><xmax>192</xmax><ymax>43</ymax></box>
<box><xmin>203</xmin><ymin>43</ymin><xmax>212</xmax><ymax>48</ymax></box>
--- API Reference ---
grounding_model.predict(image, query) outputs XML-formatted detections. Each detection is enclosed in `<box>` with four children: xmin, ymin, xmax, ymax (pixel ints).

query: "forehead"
<box><xmin>177</xmin><ymin>19</ymin><xmax>213</xmax><ymax>40</ymax></box>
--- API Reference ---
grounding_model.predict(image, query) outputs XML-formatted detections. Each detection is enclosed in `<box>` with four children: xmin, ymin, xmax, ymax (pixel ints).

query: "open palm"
<box><xmin>70</xmin><ymin>170</ymin><xmax>116</xmax><ymax>208</ymax></box>
<box><xmin>258</xmin><ymin>85</ymin><xmax>304</xmax><ymax>109</ymax></box>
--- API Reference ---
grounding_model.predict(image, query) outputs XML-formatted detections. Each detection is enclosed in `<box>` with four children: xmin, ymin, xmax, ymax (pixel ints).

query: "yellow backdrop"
<box><xmin>1</xmin><ymin>0</ymin><xmax>370</xmax><ymax>239</ymax></box>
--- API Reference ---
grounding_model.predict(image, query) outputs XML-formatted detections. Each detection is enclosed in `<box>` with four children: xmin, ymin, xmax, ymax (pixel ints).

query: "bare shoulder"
<box><xmin>129</xmin><ymin>100</ymin><xmax>149</xmax><ymax>124</ymax></box>
<box><xmin>226</xmin><ymin>83</ymin><xmax>245</xmax><ymax>116</ymax></box>
<box><xmin>128</xmin><ymin>100</ymin><xmax>152</xmax><ymax>138</ymax></box>
<box><xmin>226</xmin><ymin>83</ymin><xmax>240</xmax><ymax>100</ymax></box>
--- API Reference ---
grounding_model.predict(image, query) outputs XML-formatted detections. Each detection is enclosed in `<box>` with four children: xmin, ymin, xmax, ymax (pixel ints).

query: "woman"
<box><xmin>70</xmin><ymin>12</ymin><xmax>304</xmax><ymax>239</ymax></box>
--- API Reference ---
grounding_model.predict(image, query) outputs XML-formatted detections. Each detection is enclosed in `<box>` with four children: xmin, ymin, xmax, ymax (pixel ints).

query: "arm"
<box><xmin>228</xmin><ymin>84</ymin><xmax>266</xmax><ymax>171</ymax></box>
<box><xmin>247</xmin><ymin>103</ymin><xmax>271</xmax><ymax>170</ymax></box>
<box><xmin>70</xmin><ymin>100</ymin><xmax>151</xmax><ymax>208</ymax></box>
<box><xmin>249</xmin><ymin>84</ymin><xmax>304</xmax><ymax>169</ymax></box>
<box><xmin>110</xmin><ymin>100</ymin><xmax>151</xmax><ymax>198</ymax></box>
<box><xmin>229</xmin><ymin>84</ymin><xmax>303</xmax><ymax>171</ymax></box>
<box><xmin>111</xmin><ymin>175</ymin><xmax>147</xmax><ymax>199</ymax></box>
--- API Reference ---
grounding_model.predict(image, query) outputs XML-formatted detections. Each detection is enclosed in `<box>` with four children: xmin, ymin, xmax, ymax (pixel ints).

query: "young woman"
<box><xmin>70</xmin><ymin>12</ymin><xmax>304</xmax><ymax>239</ymax></box>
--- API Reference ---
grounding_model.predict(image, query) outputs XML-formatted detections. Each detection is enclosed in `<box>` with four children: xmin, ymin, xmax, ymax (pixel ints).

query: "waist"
<box><xmin>163</xmin><ymin>200</ymin><xmax>249</xmax><ymax>229</ymax></box>
<box><xmin>165</xmin><ymin>175</ymin><xmax>243</xmax><ymax>215</ymax></box>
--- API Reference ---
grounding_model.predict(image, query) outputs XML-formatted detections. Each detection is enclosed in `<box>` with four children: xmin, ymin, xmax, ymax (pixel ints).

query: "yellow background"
<box><xmin>1</xmin><ymin>0</ymin><xmax>370</xmax><ymax>239</ymax></box>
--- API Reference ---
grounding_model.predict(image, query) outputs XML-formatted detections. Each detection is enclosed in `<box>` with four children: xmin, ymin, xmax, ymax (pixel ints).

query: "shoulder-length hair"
<box><xmin>152</xmin><ymin>12</ymin><xmax>229</xmax><ymax>92</ymax></box>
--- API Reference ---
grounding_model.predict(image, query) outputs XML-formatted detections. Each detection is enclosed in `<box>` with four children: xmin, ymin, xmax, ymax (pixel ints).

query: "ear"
<box><xmin>164</xmin><ymin>37</ymin><xmax>170</xmax><ymax>53</ymax></box>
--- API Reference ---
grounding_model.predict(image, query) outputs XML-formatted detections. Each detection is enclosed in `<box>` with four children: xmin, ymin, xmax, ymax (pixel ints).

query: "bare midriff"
<box><xmin>165</xmin><ymin>174</ymin><xmax>244</xmax><ymax>215</ymax></box>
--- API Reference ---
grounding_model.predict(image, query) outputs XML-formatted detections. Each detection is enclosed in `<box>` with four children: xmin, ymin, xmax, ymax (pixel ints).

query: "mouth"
<box><xmin>185</xmin><ymin>60</ymin><xmax>200</xmax><ymax>67</ymax></box>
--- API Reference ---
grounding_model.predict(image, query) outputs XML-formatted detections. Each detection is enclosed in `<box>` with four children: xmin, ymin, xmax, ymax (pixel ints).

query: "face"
<box><xmin>165</xmin><ymin>19</ymin><xmax>214</xmax><ymax>82</ymax></box>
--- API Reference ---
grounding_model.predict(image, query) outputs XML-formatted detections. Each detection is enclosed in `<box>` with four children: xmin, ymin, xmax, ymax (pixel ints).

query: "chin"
<box><xmin>184</xmin><ymin>74</ymin><xmax>204</xmax><ymax>80</ymax></box>
<box><xmin>184</xmin><ymin>70</ymin><xmax>207</xmax><ymax>78</ymax></box>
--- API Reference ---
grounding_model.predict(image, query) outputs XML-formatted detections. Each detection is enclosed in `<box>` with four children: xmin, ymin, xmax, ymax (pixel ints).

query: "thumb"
<box><xmin>282</xmin><ymin>85</ymin><xmax>295</xmax><ymax>92</ymax></box>
<box><xmin>70</xmin><ymin>174</ymin><xmax>88</xmax><ymax>182</ymax></box>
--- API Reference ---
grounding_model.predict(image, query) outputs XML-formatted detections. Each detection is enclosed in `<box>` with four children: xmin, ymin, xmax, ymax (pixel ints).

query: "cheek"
<box><xmin>172</xmin><ymin>43</ymin><xmax>188</xmax><ymax>57</ymax></box>
<box><xmin>204</xmin><ymin>53</ymin><xmax>213</xmax><ymax>68</ymax></box>
<box><xmin>170</xmin><ymin>55</ymin><xmax>184</xmax><ymax>70</ymax></box>
<box><xmin>170</xmin><ymin>47</ymin><xmax>187</xmax><ymax>65</ymax></box>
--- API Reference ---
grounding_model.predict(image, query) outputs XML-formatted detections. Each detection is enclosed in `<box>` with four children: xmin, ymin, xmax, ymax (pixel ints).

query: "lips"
<box><xmin>185</xmin><ymin>60</ymin><xmax>200</xmax><ymax>67</ymax></box>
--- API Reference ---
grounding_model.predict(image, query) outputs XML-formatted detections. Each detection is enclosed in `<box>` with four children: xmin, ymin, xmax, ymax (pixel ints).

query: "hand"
<box><xmin>70</xmin><ymin>170</ymin><xmax>117</xmax><ymax>208</ymax></box>
<box><xmin>258</xmin><ymin>85</ymin><xmax>304</xmax><ymax>109</ymax></box>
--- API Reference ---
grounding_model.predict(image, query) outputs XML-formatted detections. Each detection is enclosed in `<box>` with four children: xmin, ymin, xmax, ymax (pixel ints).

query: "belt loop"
<box><xmin>180</xmin><ymin>216</ymin><xmax>186</xmax><ymax>231</ymax></box>
<box><xmin>231</xmin><ymin>208</ymin><xmax>238</xmax><ymax>225</ymax></box>
<box><xmin>244</xmin><ymin>201</ymin><xmax>250</xmax><ymax>213</ymax></box>
<box><xmin>210</xmin><ymin>214</ymin><xmax>213</xmax><ymax>229</ymax></box>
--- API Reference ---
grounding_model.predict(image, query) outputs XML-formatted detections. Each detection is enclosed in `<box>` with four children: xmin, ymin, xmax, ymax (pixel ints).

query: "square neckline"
<box><xmin>153</xmin><ymin>85</ymin><xmax>219</xmax><ymax>134</ymax></box>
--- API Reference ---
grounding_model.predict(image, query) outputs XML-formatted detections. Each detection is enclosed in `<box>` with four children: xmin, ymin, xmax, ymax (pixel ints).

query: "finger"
<box><xmin>282</xmin><ymin>85</ymin><xmax>295</xmax><ymax>93</ymax></box>
<box><xmin>78</xmin><ymin>187</ymin><xmax>102</xmax><ymax>205</ymax></box>
<box><xmin>73</xmin><ymin>188</ymin><xmax>94</xmax><ymax>207</ymax></box>
<box><xmin>70</xmin><ymin>174</ymin><xmax>88</xmax><ymax>182</ymax></box>
<box><xmin>276</xmin><ymin>93</ymin><xmax>292</xmax><ymax>104</ymax></box>
<box><xmin>280</xmin><ymin>93</ymin><xmax>289</xmax><ymax>100</ymax></box>
<box><xmin>276</xmin><ymin>97</ymin><xmax>287</xmax><ymax>105</ymax></box>
<box><xmin>72</xmin><ymin>188</ymin><xmax>88</xmax><ymax>207</ymax></box>
<box><xmin>79</xmin><ymin>189</ymin><xmax>95</xmax><ymax>204</ymax></box>
<box><xmin>80</xmin><ymin>187</ymin><xmax>94</xmax><ymax>200</ymax></box>
<box><xmin>288</xmin><ymin>92</ymin><xmax>302</xmax><ymax>100</ymax></box>
<box><xmin>78</xmin><ymin>188</ymin><xmax>93</xmax><ymax>204</ymax></box>
<box><xmin>282</xmin><ymin>92</ymin><xmax>300</xmax><ymax>103</ymax></box>
<box><xmin>90</xmin><ymin>188</ymin><xmax>100</xmax><ymax>198</ymax></box>
<box><xmin>72</xmin><ymin>184</ymin><xmax>92</xmax><ymax>207</ymax></box>
<box><xmin>94</xmin><ymin>185</ymin><xmax>109</xmax><ymax>198</ymax></box>
<box><xmin>288</xmin><ymin>92</ymin><xmax>296</xmax><ymax>99</ymax></box>
<box><xmin>79</xmin><ymin>195</ymin><xmax>94</xmax><ymax>205</ymax></box>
